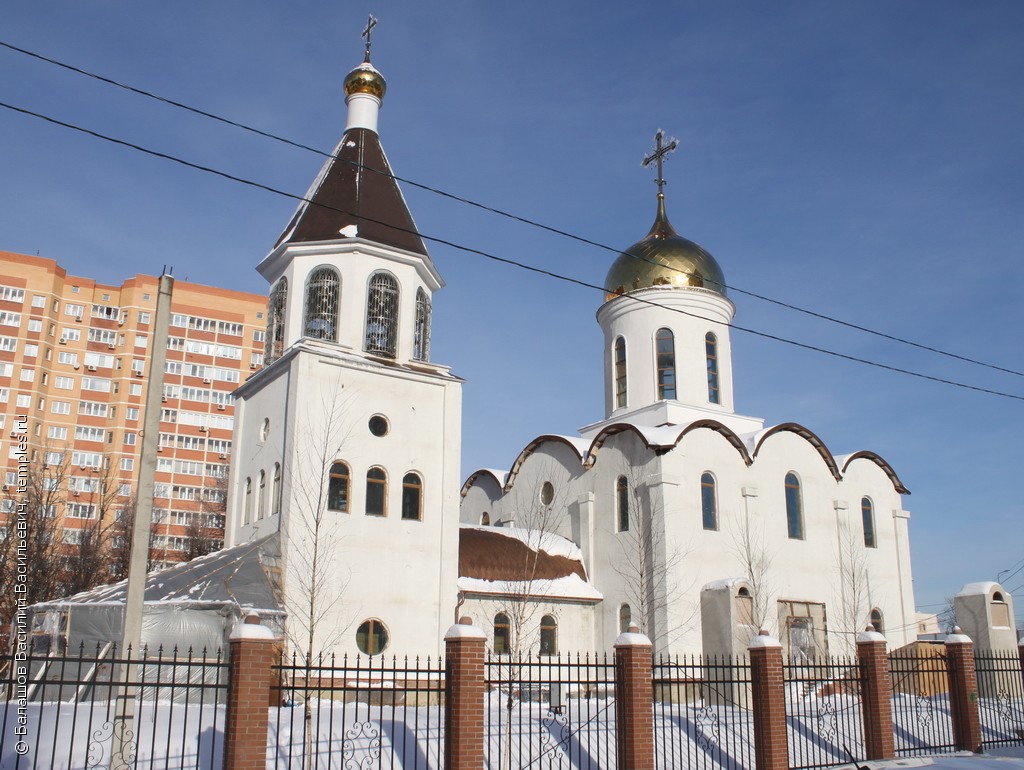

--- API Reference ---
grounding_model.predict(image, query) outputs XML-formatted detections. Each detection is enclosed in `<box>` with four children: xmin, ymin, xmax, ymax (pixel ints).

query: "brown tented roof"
<box><xmin>459</xmin><ymin>528</ymin><xmax>587</xmax><ymax>583</ymax></box>
<box><xmin>275</xmin><ymin>127</ymin><xmax>429</xmax><ymax>256</ymax></box>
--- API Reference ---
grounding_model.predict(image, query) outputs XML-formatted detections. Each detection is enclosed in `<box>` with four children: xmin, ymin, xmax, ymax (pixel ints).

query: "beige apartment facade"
<box><xmin>0</xmin><ymin>250</ymin><xmax>265</xmax><ymax>586</ymax></box>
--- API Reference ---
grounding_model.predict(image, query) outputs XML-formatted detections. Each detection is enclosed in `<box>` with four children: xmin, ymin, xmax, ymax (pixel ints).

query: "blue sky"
<box><xmin>2</xmin><ymin>2</ymin><xmax>1022</xmax><ymax>626</ymax></box>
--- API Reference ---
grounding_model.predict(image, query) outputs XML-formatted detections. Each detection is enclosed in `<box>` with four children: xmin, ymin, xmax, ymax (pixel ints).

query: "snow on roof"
<box><xmin>956</xmin><ymin>581</ymin><xmax>1007</xmax><ymax>598</ymax></box>
<box><xmin>702</xmin><ymin>577</ymin><xmax>749</xmax><ymax>592</ymax></box>
<box><xmin>33</xmin><ymin>534</ymin><xmax>282</xmax><ymax>611</ymax></box>
<box><xmin>463</xmin><ymin>525</ymin><xmax>582</xmax><ymax>561</ymax></box>
<box><xmin>458</xmin><ymin>574</ymin><xmax>603</xmax><ymax>602</ymax></box>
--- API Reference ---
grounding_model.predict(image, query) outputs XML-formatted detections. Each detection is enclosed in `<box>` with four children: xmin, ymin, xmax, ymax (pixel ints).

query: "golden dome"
<box><xmin>344</xmin><ymin>62</ymin><xmax>387</xmax><ymax>100</ymax></box>
<box><xmin>604</xmin><ymin>195</ymin><xmax>726</xmax><ymax>300</ymax></box>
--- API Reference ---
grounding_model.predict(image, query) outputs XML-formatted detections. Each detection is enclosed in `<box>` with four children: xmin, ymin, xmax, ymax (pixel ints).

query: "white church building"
<box><xmin>225</xmin><ymin>45</ymin><xmax>918</xmax><ymax>660</ymax></box>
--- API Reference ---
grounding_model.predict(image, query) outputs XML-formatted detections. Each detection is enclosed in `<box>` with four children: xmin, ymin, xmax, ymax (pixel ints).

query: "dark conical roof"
<box><xmin>274</xmin><ymin>127</ymin><xmax>429</xmax><ymax>257</ymax></box>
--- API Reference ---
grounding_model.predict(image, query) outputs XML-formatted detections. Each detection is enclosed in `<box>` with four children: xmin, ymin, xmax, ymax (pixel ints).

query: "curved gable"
<box><xmin>753</xmin><ymin>422</ymin><xmax>841</xmax><ymax>481</ymax></box>
<box><xmin>841</xmin><ymin>451</ymin><xmax>910</xmax><ymax>495</ymax></box>
<box><xmin>460</xmin><ymin>469</ymin><xmax>506</xmax><ymax>498</ymax></box>
<box><xmin>504</xmin><ymin>435</ymin><xmax>585</xmax><ymax>491</ymax></box>
<box><xmin>673</xmin><ymin>419</ymin><xmax>754</xmax><ymax>465</ymax></box>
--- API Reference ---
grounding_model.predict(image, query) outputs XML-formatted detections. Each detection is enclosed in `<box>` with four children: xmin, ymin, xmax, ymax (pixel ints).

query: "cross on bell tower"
<box><xmin>642</xmin><ymin>130</ymin><xmax>678</xmax><ymax>196</ymax></box>
<box><xmin>362</xmin><ymin>14</ymin><xmax>378</xmax><ymax>62</ymax></box>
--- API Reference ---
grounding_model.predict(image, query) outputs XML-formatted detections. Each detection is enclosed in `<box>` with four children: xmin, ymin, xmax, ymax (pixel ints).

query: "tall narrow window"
<box><xmin>328</xmin><ymin>462</ymin><xmax>350</xmax><ymax>512</ymax></box>
<box><xmin>705</xmin><ymin>332</ymin><xmax>720</xmax><ymax>404</ymax></box>
<box><xmin>619</xmin><ymin>604</ymin><xmax>632</xmax><ymax>633</ymax></box>
<box><xmin>402</xmin><ymin>472</ymin><xmax>422</xmax><ymax>520</ymax></box>
<box><xmin>493</xmin><ymin>612</ymin><xmax>511</xmax><ymax>655</ymax></box>
<box><xmin>271</xmin><ymin>463</ymin><xmax>282</xmax><ymax>515</ymax></box>
<box><xmin>365</xmin><ymin>271</ymin><xmax>399</xmax><ymax>357</ymax></box>
<box><xmin>616</xmin><ymin>476</ymin><xmax>629</xmax><ymax>532</ymax></box>
<box><xmin>539</xmin><ymin>615</ymin><xmax>557</xmax><ymax>655</ymax></box>
<box><xmin>244</xmin><ymin>477</ymin><xmax>252</xmax><ymax>525</ymax></box>
<box><xmin>614</xmin><ymin>337</ymin><xmax>627</xmax><ymax>409</ymax></box>
<box><xmin>861</xmin><ymin>497</ymin><xmax>876</xmax><ymax>548</ymax></box>
<box><xmin>413</xmin><ymin>288</ymin><xmax>431</xmax><ymax>362</ymax></box>
<box><xmin>304</xmin><ymin>268</ymin><xmax>339</xmax><ymax>341</ymax></box>
<box><xmin>257</xmin><ymin>470</ymin><xmax>266</xmax><ymax>520</ymax></box>
<box><xmin>785</xmin><ymin>472</ymin><xmax>804</xmax><ymax>539</ymax></box>
<box><xmin>701</xmin><ymin>472</ymin><xmax>718</xmax><ymax>530</ymax></box>
<box><xmin>655</xmin><ymin>328</ymin><xmax>676</xmax><ymax>400</ymax></box>
<box><xmin>266</xmin><ymin>278</ymin><xmax>288</xmax><ymax>364</ymax></box>
<box><xmin>366</xmin><ymin>466</ymin><xmax>387</xmax><ymax>516</ymax></box>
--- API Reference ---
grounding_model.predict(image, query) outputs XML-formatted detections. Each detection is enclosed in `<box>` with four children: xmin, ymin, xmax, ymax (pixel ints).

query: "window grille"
<box><xmin>365</xmin><ymin>272</ymin><xmax>399</xmax><ymax>357</ymax></box>
<box><xmin>266</xmin><ymin>278</ymin><xmax>288</xmax><ymax>363</ymax></box>
<box><xmin>706</xmin><ymin>332</ymin><xmax>720</xmax><ymax>404</ymax></box>
<box><xmin>656</xmin><ymin>328</ymin><xmax>676</xmax><ymax>399</ymax></box>
<box><xmin>413</xmin><ymin>288</ymin><xmax>431</xmax><ymax>361</ymax></box>
<box><xmin>303</xmin><ymin>269</ymin><xmax>339</xmax><ymax>341</ymax></box>
<box><xmin>614</xmin><ymin>337</ymin><xmax>627</xmax><ymax>408</ymax></box>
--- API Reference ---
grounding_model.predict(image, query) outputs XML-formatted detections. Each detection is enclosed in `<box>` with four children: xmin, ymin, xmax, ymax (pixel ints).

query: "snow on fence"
<box><xmin>975</xmin><ymin>649</ymin><xmax>1024</xmax><ymax>748</ymax></box>
<box><xmin>654</xmin><ymin>654</ymin><xmax>755</xmax><ymax>770</ymax></box>
<box><xmin>0</xmin><ymin>644</ymin><xmax>226</xmax><ymax>770</ymax></box>
<box><xmin>484</xmin><ymin>653</ymin><xmax>617</xmax><ymax>770</ymax></box>
<box><xmin>270</xmin><ymin>652</ymin><xmax>445</xmax><ymax>770</ymax></box>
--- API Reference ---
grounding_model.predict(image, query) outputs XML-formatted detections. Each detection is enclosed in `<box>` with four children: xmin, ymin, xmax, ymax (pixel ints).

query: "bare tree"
<box><xmin>832</xmin><ymin>517</ymin><xmax>873</xmax><ymax>655</ymax></box>
<box><xmin>613</xmin><ymin>466</ymin><xmax>692</xmax><ymax>651</ymax></box>
<box><xmin>731</xmin><ymin>513</ymin><xmax>776</xmax><ymax>646</ymax></box>
<box><xmin>59</xmin><ymin>460</ymin><xmax>124</xmax><ymax>596</ymax></box>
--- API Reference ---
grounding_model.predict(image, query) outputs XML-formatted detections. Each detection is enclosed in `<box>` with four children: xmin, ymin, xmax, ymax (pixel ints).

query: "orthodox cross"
<box><xmin>362</xmin><ymin>14</ymin><xmax>378</xmax><ymax>62</ymax></box>
<box><xmin>642</xmin><ymin>130</ymin><xmax>678</xmax><ymax>195</ymax></box>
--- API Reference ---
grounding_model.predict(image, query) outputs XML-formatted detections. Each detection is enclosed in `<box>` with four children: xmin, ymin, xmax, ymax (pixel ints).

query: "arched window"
<box><xmin>870</xmin><ymin>608</ymin><xmax>884</xmax><ymax>635</ymax></box>
<box><xmin>365</xmin><ymin>271</ymin><xmax>399</xmax><ymax>357</ymax></box>
<box><xmin>366</xmin><ymin>466</ymin><xmax>387</xmax><ymax>516</ymax></box>
<box><xmin>861</xmin><ymin>497</ymin><xmax>876</xmax><ymax>548</ymax></box>
<box><xmin>257</xmin><ymin>470</ymin><xmax>266</xmax><ymax>520</ymax></box>
<box><xmin>493</xmin><ymin>612</ymin><xmax>511</xmax><ymax>655</ymax></box>
<box><xmin>356</xmin><ymin>619</ymin><xmax>389</xmax><ymax>655</ymax></box>
<box><xmin>401</xmin><ymin>472</ymin><xmax>422</xmax><ymax>520</ymax></box>
<box><xmin>266</xmin><ymin>278</ymin><xmax>288</xmax><ymax>364</ymax></box>
<box><xmin>328</xmin><ymin>462</ymin><xmax>350</xmax><ymax>512</ymax></box>
<box><xmin>481</xmin><ymin>512</ymin><xmax>490</xmax><ymax>526</ymax></box>
<box><xmin>705</xmin><ymin>332</ymin><xmax>720</xmax><ymax>404</ymax></box>
<box><xmin>413</xmin><ymin>288</ymin><xmax>431</xmax><ymax>362</ymax></box>
<box><xmin>785</xmin><ymin>472</ymin><xmax>804</xmax><ymax>539</ymax></box>
<box><xmin>244</xmin><ymin>477</ymin><xmax>252</xmax><ymax>525</ymax></box>
<box><xmin>540</xmin><ymin>614</ymin><xmax>557</xmax><ymax>656</ymax></box>
<box><xmin>271</xmin><ymin>463</ymin><xmax>282</xmax><ymax>516</ymax></box>
<box><xmin>655</xmin><ymin>328</ymin><xmax>676</xmax><ymax>400</ymax></box>
<box><xmin>616</xmin><ymin>475</ymin><xmax>629</xmax><ymax>532</ymax></box>
<box><xmin>619</xmin><ymin>604</ymin><xmax>632</xmax><ymax>633</ymax></box>
<box><xmin>304</xmin><ymin>268</ymin><xmax>339</xmax><ymax>341</ymax></box>
<box><xmin>701</xmin><ymin>472</ymin><xmax>718</xmax><ymax>530</ymax></box>
<box><xmin>614</xmin><ymin>337</ymin><xmax>627</xmax><ymax>408</ymax></box>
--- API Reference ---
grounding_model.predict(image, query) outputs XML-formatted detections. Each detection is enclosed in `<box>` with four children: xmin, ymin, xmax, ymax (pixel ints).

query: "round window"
<box><xmin>368</xmin><ymin>415</ymin><xmax>389</xmax><ymax>437</ymax></box>
<box><xmin>260</xmin><ymin>418</ymin><xmax>270</xmax><ymax>441</ymax></box>
<box><xmin>356</xmin><ymin>619</ymin><xmax>389</xmax><ymax>655</ymax></box>
<box><xmin>540</xmin><ymin>481</ymin><xmax>554</xmax><ymax>506</ymax></box>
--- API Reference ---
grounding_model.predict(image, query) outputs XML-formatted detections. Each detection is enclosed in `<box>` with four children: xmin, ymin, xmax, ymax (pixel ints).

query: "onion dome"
<box><xmin>604</xmin><ymin>194</ymin><xmax>726</xmax><ymax>300</ymax></box>
<box><xmin>344</xmin><ymin>61</ymin><xmax>387</xmax><ymax>100</ymax></box>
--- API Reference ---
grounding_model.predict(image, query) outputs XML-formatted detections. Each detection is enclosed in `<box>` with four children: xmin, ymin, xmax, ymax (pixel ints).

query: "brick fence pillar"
<box><xmin>945</xmin><ymin>627</ymin><xmax>982</xmax><ymax>753</ymax></box>
<box><xmin>445</xmin><ymin>617</ymin><xmax>487</xmax><ymax>770</ymax></box>
<box><xmin>749</xmin><ymin>630</ymin><xmax>789</xmax><ymax>770</ymax></box>
<box><xmin>857</xmin><ymin>626</ymin><xmax>895</xmax><ymax>759</ymax></box>
<box><xmin>223</xmin><ymin>613</ymin><xmax>278</xmax><ymax>770</ymax></box>
<box><xmin>1018</xmin><ymin>637</ymin><xmax>1024</xmax><ymax>693</ymax></box>
<box><xmin>615</xmin><ymin>624</ymin><xmax>654</xmax><ymax>770</ymax></box>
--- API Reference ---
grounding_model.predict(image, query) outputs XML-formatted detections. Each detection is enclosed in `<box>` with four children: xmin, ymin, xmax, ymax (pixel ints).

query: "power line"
<box><xmin>3</xmin><ymin>97</ymin><xmax>1024</xmax><ymax>404</ymax></box>
<box><xmin>3</xmin><ymin>38</ymin><xmax>1023</xmax><ymax>381</ymax></box>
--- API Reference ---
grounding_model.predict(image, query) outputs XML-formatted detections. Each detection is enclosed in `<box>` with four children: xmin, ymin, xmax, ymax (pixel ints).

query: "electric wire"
<box><xmin>3</xmin><ymin>97</ymin><xmax>1023</xmax><ymax>403</ymax></box>
<box><xmin>3</xmin><ymin>38</ymin><xmax>1023</xmax><ymax>380</ymax></box>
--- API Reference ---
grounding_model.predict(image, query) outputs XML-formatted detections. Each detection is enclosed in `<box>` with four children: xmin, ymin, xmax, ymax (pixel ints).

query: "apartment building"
<box><xmin>0</xmin><ymin>250</ymin><xmax>266</xmax><ymax>579</ymax></box>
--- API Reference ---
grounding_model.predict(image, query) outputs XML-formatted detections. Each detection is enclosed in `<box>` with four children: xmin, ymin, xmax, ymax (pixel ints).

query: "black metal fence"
<box><xmin>0</xmin><ymin>644</ymin><xmax>227</xmax><ymax>770</ymax></box>
<box><xmin>975</xmin><ymin>649</ymin><xmax>1024</xmax><ymax>747</ymax></box>
<box><xmin>888</xmin><ymin>645</ymin><xmax>956</xmax><ymax>756</ymax></box>
<box><xmin>653</xmin><ymin>654</ymin><xmax>755</xmax><ymax>770</ymax></box>
<box><xmin>271</xmin><ymin>652</ymin><xmax>445</xmax><ymax>770</ymax></box>
<box><xmin>484</xmin><ymin>653</ymin><xmax>616</xmax><ymax>769</ymax></box>
<box><xmin>782</xmin><ymin>656</ymin><xmax>863</xmax><ymax>769</ymax></box>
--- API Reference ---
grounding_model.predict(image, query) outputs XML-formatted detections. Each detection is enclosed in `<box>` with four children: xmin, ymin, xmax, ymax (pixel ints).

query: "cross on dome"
<box><xmin>362</xmin><ymin>14</ymin><xmax>378</xmax><ymax>62</ymax></box>
<box><xmin>642</xmin><ymin>130</ymin><xmax>679</xmax><ymax>197</ymax></box>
